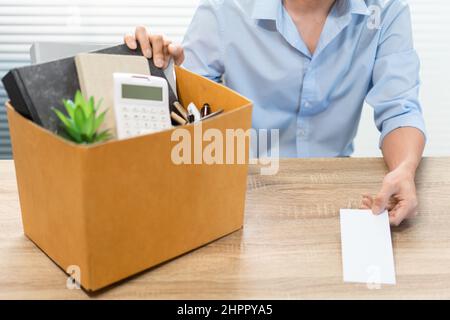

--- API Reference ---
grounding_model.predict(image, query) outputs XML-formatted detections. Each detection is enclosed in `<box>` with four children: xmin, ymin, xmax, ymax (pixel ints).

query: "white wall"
<box><xmin>354</xmin><ymin>0</ymin><xmax>450</xmax><ymax>157</ymax></box>
<box><xmin>0</xmin><ymin>0</ymin><xmax>448</xmax><ymax>158</ymax></box>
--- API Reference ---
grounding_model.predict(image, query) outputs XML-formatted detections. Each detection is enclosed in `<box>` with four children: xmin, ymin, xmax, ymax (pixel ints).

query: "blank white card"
<box><xmin>339</xmin><ymin>209</ymin><xmax>396</xmax><ymax>285</ymax></box>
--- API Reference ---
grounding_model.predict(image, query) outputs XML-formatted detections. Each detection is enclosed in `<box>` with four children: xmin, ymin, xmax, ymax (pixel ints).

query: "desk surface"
<box><xmin>1</xmin><ymin>158</ymin><xmax>450</xmax><ymax>299</ymax></box>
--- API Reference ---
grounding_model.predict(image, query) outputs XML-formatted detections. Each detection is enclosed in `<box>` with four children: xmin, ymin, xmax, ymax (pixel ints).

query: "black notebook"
<box><xmin>2</xmin><ymin>44</ymin><xmax>178</xmax><ymax>132</ymax></box>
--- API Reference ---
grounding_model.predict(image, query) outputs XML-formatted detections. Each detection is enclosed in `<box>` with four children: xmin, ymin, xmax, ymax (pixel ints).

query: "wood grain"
<box><xmin>0</xmin><ymin>157</ymin><xmax>450</xmax><ymax>299</ymax></box>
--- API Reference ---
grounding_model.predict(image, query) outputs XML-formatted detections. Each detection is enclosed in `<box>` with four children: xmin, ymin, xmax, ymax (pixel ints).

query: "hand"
<box><xmin>361</xmin><ymin>164</ymin><xmax>418</xmax><ymax>226</ymax></box>
<box><xmin>124</xmin><ymin>25</ymin><xmax>185</xmax><ymax>69</ymax></box>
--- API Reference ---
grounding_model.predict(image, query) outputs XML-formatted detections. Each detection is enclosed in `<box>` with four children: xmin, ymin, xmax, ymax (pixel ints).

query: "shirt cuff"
<box><xmin>379</xmin><ymin>112</ymin><xmax>427</xmax><ymax>148</ymax></box>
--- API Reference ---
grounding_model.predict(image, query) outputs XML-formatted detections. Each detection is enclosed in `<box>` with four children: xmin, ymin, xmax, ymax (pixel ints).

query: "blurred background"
<box><xmin>0</xmin><ymin>0</ymin><xmax>448</xmax><ymax>159</ymax></box>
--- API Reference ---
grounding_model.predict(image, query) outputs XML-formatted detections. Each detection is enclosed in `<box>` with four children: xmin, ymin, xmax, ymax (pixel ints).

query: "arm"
<box><xmin>369</xmin><ymin>127</ymin><xmax>425</xmax><ymax>226</ymax></box>
<box><xmin>362</xmin><ymin>2</ymin><xmax>427</xmax><ymax>226</ymax></box>
<box><xmin>382</xmin><ymin>127</ymin><xmax>425</xmax><ymax>173</ymax></box>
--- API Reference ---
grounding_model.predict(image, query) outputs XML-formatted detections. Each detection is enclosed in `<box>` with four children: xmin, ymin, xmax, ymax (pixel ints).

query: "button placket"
<box><xmin>296</xmin><ymin>60</ymin><xmax>315</xmax><ymax>157</ymax></box>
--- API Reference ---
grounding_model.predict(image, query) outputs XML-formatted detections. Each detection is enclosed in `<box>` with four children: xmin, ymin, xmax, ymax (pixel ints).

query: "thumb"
<box><xmin>168</xmin><ymin>44</ymin><xmax>185</xmax><ymax>66</ymax></box>
<box><xmin>372</xmin><ymin>180</ymin><xmax>396</xmax><ymax>215</ymax></box>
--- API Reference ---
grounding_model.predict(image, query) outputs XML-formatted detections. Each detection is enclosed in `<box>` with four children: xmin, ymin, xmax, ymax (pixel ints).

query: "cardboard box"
<box><xmin>6</xmin><ymin>66</ymin><xmax>253</xmax><ymax>291</ymax></box>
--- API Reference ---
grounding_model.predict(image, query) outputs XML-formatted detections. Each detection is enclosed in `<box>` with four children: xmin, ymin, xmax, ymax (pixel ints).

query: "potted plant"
<box><xmin>53</xmin><ymin>91</ymin><xmax>111</xmax><ymax>144</ymax></box>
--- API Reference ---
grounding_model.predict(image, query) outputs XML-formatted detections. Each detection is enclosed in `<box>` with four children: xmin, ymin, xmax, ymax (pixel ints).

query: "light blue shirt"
<box><xmin>182</xmin><ymin>0</ymin><xmax>426</xmax><ymax>157</ymax></box>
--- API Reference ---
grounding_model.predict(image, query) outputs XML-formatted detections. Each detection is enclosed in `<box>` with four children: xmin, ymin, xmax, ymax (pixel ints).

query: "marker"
<box><xmin>200</xmin><ymin>103</ymin><xmax>211</xmax><ymax>118</ymax></box>
<box><xmin>170</xmin><ymin>111</ymin><xmax>187</xmax><ymax>125</ymax></box>
<box><xmin>187</xmin><ymin>102</ymin><xmax>201</xmax><ymax>123</ymax></box>
<box><xmin>173</xmin><ymin>101</ymin><xmax>188</xmax><ymax>121</ymax></box>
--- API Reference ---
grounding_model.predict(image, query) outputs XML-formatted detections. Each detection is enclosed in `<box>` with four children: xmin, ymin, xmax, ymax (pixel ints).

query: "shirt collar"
<box><xmin>347</xmin><ymin>0</ymin><xmax>371</xmax><ymax>16</ymax></box>
<box><xmin>251</xmin><ymin>0</ymin><xmax>370</xmax><ymax>20</ymax></box>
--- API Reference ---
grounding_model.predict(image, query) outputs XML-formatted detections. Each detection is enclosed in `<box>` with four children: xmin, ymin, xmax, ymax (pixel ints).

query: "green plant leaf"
<box><xmin>74</xmin><ymin>90</ymin><xmax>83</xmax><ymax>107</ymax></box>
<box><xmin>95</xmin><ymin>98</ymin><xmax>103</xmax><ymax>113</ymax></box>
<box><xmin>87</xmin><ymin>96</ymin><xmax>95</xmax><ymax>116</ymax></box>
<box><xmin>63</xmin><ymin>100</ymin><xmax>76</xmax><ymax>119</ymax></box>
<box><xmin>93</xmin><ymin>110</ymin><xmax>107</xmax><ymax>132</ymax></box>
<box><xmin>80</xmin><ymin>95</ymin><xmax>92</xmax><ymax>118</ymax></box>
<box><xmin>64</xmin><ymin>125</ymin><xmax>83</xmax><ymax>143</ymax></box>
<box><xmin>73</xmin><ymin>106</ymin><xmax>86</xmax><ymax>132</ymax></box>
<box><xmin>52</xmin><ymin>108</ymin><xmax>71</xmax><ymax>128</ymax></box>
<box><xmin>94</xmin><ymin>130</ymin><xmax>112</xmax><ymax>143</ymax></box>
<box><xmin>85</xmin><ymin>111</ymin><xmax>95</xmax><ymax>140</ymax></box>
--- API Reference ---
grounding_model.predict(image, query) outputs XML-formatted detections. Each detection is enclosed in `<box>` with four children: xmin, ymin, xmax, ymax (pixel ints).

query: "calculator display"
<box><xmin>122</xmin><ymin>84</ymin><xmax>163</xmax><ymax>101</ymax></box>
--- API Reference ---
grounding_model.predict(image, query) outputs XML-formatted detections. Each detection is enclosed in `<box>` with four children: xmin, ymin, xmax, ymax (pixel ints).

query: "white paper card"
<box><xmin>340</xmin><ymin>209</ymin><xmax>396</xmax><ymax>285</ymax></box>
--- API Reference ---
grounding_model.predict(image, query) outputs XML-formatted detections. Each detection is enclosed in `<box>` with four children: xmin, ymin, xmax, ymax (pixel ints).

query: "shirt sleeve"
<box><xmin>181</xmin><ymin>0</ymin><xmax>225</xmax><ymax>83</ymax></box>
<box><xmin>365</xmin><ymin>2</ymin><xmax>426</xmax><ymax>148</ymax></box>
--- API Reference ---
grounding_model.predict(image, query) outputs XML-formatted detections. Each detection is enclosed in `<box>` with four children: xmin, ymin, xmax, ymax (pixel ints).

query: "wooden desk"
<box><xmin>1</xmin><ymin>158</ymin><xmax>450</xmax><ymax>299</ymax></box>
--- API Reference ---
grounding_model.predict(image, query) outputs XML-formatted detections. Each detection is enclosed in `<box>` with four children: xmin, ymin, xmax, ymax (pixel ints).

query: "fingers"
<box><xmin>360</xmin><ymin>194</ymin><xmax>373</xmax><ymax>209</ymax></box>
<box><xmin>372</xmin><ymin>178</ymin><xmax>397</xmax><ymax>215</ymax></box>
<box><xmin>168</xmin><ymin>43</ymin><xmax>185</xmax><ymax>66</ymax></box>
<box><xmin>135</xmin><ymin>25</ymin><xmax>152</xmax><ymax>58</ymax></box>
<box><xmin>361</xmin><ymin>193</ymin><xmax>398</xmax><ymax>210</ymax></box>
<box><xmin>149</xmin><ymin>34</ymin><xmax>165</xmax><ymax>68</ymax></box>
<box><xmin>124</xmin><ymin>33</ymin><xmax>137</xmax><ymax>50</ymax></box>
<box><xmin>149</xmin><ymin>36</ymin><xmax>184</xmax><ymax>68</ymax></box>
<box><xmin>126</xmin><ymin>26</ymin><xmax>184</xmax><ymax>68</ymax></box>
<box><xmin>389</xmin><ymin>197</ymin><xmax>418</xmax><ymax>227</ymax></box>
<box><xmin>162</xmin><ymin>38</ymin><xmax>172</xmax><ymax>69</ymax></box>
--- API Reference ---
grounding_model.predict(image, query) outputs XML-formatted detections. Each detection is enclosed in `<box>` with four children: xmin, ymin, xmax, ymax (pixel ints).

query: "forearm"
<box><xmin>381</xmin><ymin>127</ymin><xmax>425</xmax><ymax>175</ymax></box>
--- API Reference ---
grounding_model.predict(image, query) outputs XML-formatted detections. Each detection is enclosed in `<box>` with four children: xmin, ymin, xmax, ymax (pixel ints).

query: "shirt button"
<box><xmin>303</xmin><ymin>101</ymin><xmax>310</xmax><ymax>108</ymax></box>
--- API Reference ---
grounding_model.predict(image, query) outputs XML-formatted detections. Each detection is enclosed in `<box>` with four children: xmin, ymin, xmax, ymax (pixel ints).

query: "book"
<box><xmin>2</xmin><ymin>56</ymin><xmax>79</xmax><ymax>132</ymax></box>
<box><xmin>75</xmin><ymin>53</ymin><xmax>150</xmax><ymax>136</ymax></box>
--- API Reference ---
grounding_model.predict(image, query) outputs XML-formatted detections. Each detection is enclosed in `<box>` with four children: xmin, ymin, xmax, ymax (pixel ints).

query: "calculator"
<box><xmin>113</xmin><ymin>73</ymin><xmax>172</xmax><ymax>139</ymax></box>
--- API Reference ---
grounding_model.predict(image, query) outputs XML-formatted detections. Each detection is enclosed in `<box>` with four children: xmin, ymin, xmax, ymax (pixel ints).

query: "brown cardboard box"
<box><xmin>6</xmin><ymin>66</ymin><xmax>253</xmax><ymax>291</ymax></box>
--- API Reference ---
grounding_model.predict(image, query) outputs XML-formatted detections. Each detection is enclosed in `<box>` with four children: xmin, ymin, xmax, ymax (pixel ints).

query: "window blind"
<box><xmin>0</xmin><ymin>0</ymin><xmax>199</xmax><ymax>159</ymax></box>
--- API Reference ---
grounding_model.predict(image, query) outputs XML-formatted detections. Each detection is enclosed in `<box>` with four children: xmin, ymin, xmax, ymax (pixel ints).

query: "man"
<box><xmin>124</xmin><ymin>0</ymin><xmax>426</xmax><ymax>226</ymax></box>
